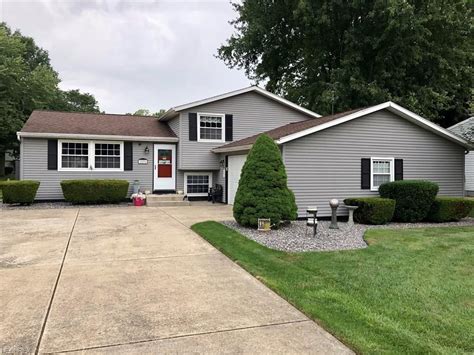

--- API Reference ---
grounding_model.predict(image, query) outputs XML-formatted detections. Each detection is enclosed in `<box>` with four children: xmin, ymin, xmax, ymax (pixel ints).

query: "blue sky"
<box><xmin>1</xmin><ymin>0</ymin><xmax>250</xmax><ymax>113</ymax></box>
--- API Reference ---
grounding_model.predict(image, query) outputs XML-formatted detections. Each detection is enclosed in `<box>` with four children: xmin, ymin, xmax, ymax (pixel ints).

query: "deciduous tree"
<box><xmin>218</xmin><ymin>0</ymin><xmax>473</xmax><ymax>127</ymax></box>
<box><xmin>0</xmin><ymin>23</ymin><xmax>100</xmax><ymax>175</ymax></box>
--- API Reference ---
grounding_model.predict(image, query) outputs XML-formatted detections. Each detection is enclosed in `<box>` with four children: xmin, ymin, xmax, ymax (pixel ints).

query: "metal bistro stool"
<box><xmin>306</xmin><ymin>207</ymin><xmax>318</xmax><ymax>237</ymax></box>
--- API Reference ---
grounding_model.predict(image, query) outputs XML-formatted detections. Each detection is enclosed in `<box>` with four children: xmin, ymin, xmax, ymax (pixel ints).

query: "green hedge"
<box><xmin>1</xmin><ymin>180</ymin><xmax>40</xmax><ymax>205</ymax></box>
<box><xmin>344</xmin><ymin>197</ymin><xmax>395</xmax><ymax>225</ymax></box>
<box><xmin>60</xmin><ymin>179</ymin><xmax>129</xmax><ymax>204</ymax></box>
<box><xmin>379</xmin><ymin>180</ymin><xmax>439</xmax><ymax>222</ymax></box>
<box><xmin>425</xmin><ymin>197</ymin><xmax>474</xmax><ymax>222</ymax></box>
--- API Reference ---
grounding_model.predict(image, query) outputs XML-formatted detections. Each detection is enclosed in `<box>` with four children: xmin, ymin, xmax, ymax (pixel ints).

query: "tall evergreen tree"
<box><xmin>233</xmin><ymin>134</ymin><xmax>297</xmax><ymax>228</ymax></box>
<box><xmin>218</xmin><ymin>0</ymin><xmax>473</xmax><ymax>127</ymax></box>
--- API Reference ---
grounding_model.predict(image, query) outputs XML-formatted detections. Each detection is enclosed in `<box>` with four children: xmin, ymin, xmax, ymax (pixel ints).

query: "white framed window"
<box><xmin>197</xmin><ymin>113</ymin><xmax>225</xmax><ymax>142</ymax></box>
<box><xmin>60</xmin><ymin>141</ymin><xmax>89</xmax><ymax>170</ymax></box>
<box><xmin>184</xmin><ymin>172</ymin><xmax>213</xmax><ymax>196</ymax></box>
<box><xmin>94</xmin><ymin>142</ymin><xmax>123</xmax><ymax>171</ymax></box>
<box><xmin>58</xmin><ymin>140</ymin><xmax>124</xmax><ymax>172</ymax></box>
<box><xmin>371</xmin><ymin>157</ymin><xmax>394</xmax><ymax>191</ymax></box>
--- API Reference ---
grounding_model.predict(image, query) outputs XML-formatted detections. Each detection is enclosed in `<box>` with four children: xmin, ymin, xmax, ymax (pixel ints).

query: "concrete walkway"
<box><xmin>0</xmin><ymin>204</ymin><xmax>352</xmax><ymax>354</ymax></box>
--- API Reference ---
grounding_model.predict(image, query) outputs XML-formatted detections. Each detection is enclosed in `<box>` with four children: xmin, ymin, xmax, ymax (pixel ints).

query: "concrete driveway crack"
<box><xmin>34</xmin><ymin>208</ymin><xmax>80</xmax><ymax>355</ymax></box>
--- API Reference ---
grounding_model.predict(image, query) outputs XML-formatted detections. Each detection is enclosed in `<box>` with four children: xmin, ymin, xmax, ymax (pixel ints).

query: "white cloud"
<box><xmin>1</xmin><ymin>0</ymin><xmax>250</xmax><ymax>113</ymax></box>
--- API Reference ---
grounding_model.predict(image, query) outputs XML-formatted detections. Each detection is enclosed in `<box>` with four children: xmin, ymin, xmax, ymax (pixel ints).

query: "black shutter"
<box><xmin>361</xmin><ymin>158</ymin><xmax>371</xmax><ymax>189</ymax></box>
<box><xmin>189</xmin><ymin>113</ymin><xmax>197</xmax><ymax>141</ymax></box>
<box><xmin>225</xmin><ymin>114</ymin><xmax>233</xmax><ymax>141</ymax></box>
<box><xmin>47</xmin><ymin>139</ymin><xmax>58</xmax><ymax>170</ymax></box>
<box><xmin>395</xmin><ymin>159</ymin><xmax>403</xmax><ymax>180</ymax></box>
<box><xmin>124</xmin><ymin>142</ymin><xmax>133</xmax><ymax>171</ymax></box>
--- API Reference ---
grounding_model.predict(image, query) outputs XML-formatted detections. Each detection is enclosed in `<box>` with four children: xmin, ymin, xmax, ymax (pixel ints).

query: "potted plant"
<box><xmin>131</xmin><ymin>192</ymin><xmax>146</xmax><ymax>206</ymax></box>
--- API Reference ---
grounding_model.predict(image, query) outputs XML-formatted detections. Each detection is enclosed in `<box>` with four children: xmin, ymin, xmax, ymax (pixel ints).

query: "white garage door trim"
<box><xmin>227</xmin><ymin>154</ymin><xmax>247</xmax><ymax>205</ymax></box>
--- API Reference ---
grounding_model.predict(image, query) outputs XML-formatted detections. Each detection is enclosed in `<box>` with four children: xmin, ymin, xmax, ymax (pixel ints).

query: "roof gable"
<box><xmin>213</xmin><ymin>102</ymin><xmax>471</xmax><ymax>153</ymax></box>
<box><xmin>159</xmin><ymin>86</ymin><xmax>321</xmax><ymax>121</ymax></box>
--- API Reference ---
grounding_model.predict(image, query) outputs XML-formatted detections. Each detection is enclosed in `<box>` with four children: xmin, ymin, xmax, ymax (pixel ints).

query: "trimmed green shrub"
<box><xmin>1</xmin><ymin>180</ymin><xmax>40</xmax><ymax>204</ymax></box>
<box><xmin>379</xmin><ymin>180</ymin><xmax>439</xmax><ymax>222</ymax></box>
<box><xmin>61</xmin><ymin>179</ymin><xmax>129</xmax><ymax>204</ymax></box>
<box><xmin>426</xmin><ymin>197</ymin><xmax>474</xmax><ymax>222</ymax></box>
<box><xmin>233</xmin><ymin>134</ymin><xmax>297</xmax><ymax>228</ymax></box>
<box><xmin>344</xmin><ymin>197</ymin><xmax>395</xmax><ymax>225</ymax></box>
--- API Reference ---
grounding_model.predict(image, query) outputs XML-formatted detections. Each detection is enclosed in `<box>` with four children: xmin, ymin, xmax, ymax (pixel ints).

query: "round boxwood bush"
<box><xmin>1</xmin><ymin>180</ymin><xmax>40</xmax><ymax>205</ymax></box>
<box><xmin>425</xmin><ymin>197</ymin><xmax>474</xmax><ymax>222</ymax></box>
<box><xmin>60</xmin><ymin>179</ymin><xmax>129</xmax><ymax>204</ymax></box>
<box><xmin>378</xmin><ymin>180</ymin><xmax>439</xmax><ymax>222</ymax></box>
<box><xmin>344</xmin><ymin>197</ymin><xmax>395</xmax><ymax>225</ymax></box>
<box><xmin>233</xmin><ymin>134</ymin><xmax>297</xmax><ymax>228</ymax></box>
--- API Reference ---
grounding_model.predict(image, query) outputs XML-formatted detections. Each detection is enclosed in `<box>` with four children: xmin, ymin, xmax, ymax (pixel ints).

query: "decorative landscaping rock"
<box><xmin>222</xmin><ymin>220</ymin><xmax>368</xmax><ymax>252</ymax></box>
<box><xmin>222</xmin><ymin>218</ymin><xmax>474</xmax><ymax>253</ymax></box>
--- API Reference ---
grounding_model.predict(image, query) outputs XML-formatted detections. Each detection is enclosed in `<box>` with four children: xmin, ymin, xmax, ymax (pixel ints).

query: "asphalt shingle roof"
<box><xmin>21</xmin><ymin>110</ymin><xmax>177</xmax><ymax>138</ymax></box>
<box><xmin>215</xmin><ymin>107</ymin><xmax>365</xmax><ymax>151</ymax></box>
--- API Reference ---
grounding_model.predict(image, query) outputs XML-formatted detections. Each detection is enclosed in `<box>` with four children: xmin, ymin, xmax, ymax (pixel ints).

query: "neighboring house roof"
<box><xmin>448</xmin><ymin>116</ymin><xmax>474</xmax><ymax>133</ymax></box>
<box><xmin>213</xmin><ymin>102</ymin><xmax>471</xmax><ymax>153</ymax></box>
<box><xmin>18</xmin><ymin>110</ymin><xmax>178</xmax><ymax>142</ymax></box>
<box><xmin>159</xmin><ymin>86</ymin><xmax>322</xmax><ymax>121</ymax></box>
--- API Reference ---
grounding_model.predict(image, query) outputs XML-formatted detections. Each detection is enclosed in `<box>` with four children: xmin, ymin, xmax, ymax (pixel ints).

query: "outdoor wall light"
<box><xmin>219</xmin><ymin>159</ymin><xmax>225</xmax><ymax>168</ymax></box>
<box><xmin>144</xmin><ymin>146</ymin><xmax>150</xmax><ymax>154</ymax></box>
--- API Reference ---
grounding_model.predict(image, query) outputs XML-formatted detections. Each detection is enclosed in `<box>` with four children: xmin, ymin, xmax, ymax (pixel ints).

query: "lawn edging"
<box><xmin>192</xmin><ymin>221</ymin><xmax>474</xmax><ymax>354</ymax></box>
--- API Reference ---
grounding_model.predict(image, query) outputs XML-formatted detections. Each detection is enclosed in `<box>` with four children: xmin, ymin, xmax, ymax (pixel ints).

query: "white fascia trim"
<box><xmin>160</xmin><ymin>86</ymin><xmax>322</xmax><ymax>120</ymax></box>
<box><xmin>276</xmin><ymin>102</ymin><xmax>391</xmax><ymax>144</ymax></box>
<box><xmin>212</xmin><ymin>144</ymin><xmax>254</xmax><ymax>154</ymax></box>
<box><xmin>17</xmin><ymin>132</ymin><xmax>178</xmax><ymax>142</ymax></box>
<box><xmin>386</xmin><ymin>102</ymin><xmax>471</xmax><ymax>148</ymax></box>
<box><xmin>159</xmin><ymin>109</ymin><xmax>178</xmax><ymax>121</ymax></box>
<box><xmin>276</xmin><ymin>101</ymin><xmax>471</xmax><ymax>148</ymax></box>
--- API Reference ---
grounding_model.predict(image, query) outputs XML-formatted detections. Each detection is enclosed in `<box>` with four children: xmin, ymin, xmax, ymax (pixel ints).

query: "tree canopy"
<box><xmin>0</xmin><ymin>22</ymin><xmax>100</xmax><ymax>175</ymax></box>
<box><xmin>130</xmin><ymin>109</ymin><xmax>166</xmax><ymax>118</ymax></box>
<box><xmin>218</xmin><ymin>0</ymin><xmax>473</xmax><ymax>127</ymax></box>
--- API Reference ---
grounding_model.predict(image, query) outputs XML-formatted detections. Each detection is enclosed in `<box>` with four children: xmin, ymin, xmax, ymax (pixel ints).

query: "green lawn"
<box><xmin>192</xmin><ymin>222</ymin><xmax>474</xmax><ymax>354</ymax></box>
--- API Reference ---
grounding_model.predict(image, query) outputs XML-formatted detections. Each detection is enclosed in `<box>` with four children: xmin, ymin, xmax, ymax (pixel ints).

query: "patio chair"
<box><xmin>208</xmin><ymin>184</ymin><xmax>223</xmax><ymax>203</ymax></box>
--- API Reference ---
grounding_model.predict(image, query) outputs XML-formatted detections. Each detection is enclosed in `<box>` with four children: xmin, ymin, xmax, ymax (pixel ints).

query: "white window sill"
<box><xmin>197</xmin><ymin>139</ymin><xmax>225</xmax><ymax>143</ymax></box>
<box><xmin>58</xmin><ymin>168</ymin><xmax>124</xmax><ymax>172</ymax></box>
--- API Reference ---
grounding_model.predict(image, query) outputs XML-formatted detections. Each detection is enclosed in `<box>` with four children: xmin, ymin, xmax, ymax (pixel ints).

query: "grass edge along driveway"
<box><xmin>191</xmin><ymin>222</ymin><xmax>474</xmax><ymax>354</ymax></box>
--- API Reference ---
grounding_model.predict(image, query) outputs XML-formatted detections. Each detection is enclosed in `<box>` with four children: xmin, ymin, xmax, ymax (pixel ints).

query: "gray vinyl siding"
<box><xmin>21</xmin><ymin>138</ymin><xmax>154</xmax><ymax>200</ymax></box>
<box><xmin>177</xmin><ymin>91</ymin><xmax>312</xmax><ymax>171</ymax></box>
<box><xmin>466</xmin><ymin>153</ymin><xmax>474</xmax><ymax>194</ymax></box>
<box><xmin>168</xmin><ymin>117</ymin><xmax>180</xmax><ymax>136</ymax></box>
<box><xmin>283</xmin><ymin>110</ymin><xmax>465</xmax><ymax>217</ymax></box>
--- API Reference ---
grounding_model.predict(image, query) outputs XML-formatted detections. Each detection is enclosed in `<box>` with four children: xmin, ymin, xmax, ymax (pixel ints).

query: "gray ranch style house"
<box><xmin>449</xmin><ymin>117</ymin><xmax>474</xmax><ymax>196</ymax></box>
<box><xmin>18</xmin><ymin>86</ymin><xmax>471</xmax><ymax>216</ymax></box>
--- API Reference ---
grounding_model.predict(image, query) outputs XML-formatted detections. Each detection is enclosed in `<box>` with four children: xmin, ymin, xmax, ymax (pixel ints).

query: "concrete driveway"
<box><xmin>0</xmin><ymin>204</ymin><xmax>351</xmax><ymax>354</ymax></box>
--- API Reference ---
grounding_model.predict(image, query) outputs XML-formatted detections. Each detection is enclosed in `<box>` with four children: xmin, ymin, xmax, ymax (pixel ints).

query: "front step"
<box><xmin>146</xmin><ymin>194</ymin><xmax>190</xmax><ymax>207</ymax></box>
